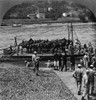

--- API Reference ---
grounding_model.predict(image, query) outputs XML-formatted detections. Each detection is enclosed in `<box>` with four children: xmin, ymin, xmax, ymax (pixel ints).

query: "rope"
<box><xmin>73</xmin><ymin>29</ymin><xmax>79</xmax><ymax>39</ymax></box>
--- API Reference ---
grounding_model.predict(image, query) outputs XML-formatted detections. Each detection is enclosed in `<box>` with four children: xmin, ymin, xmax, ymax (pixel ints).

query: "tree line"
<box><xmin>3</xmin><ymin>0</ymin><xmax>96</xmax><ymax>22</ymax></box>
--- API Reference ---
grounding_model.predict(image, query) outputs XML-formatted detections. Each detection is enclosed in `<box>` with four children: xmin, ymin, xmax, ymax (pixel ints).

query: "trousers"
<box><xmin>89</xmin><ymin>81</ymin><xmax>94</xmax><ymax>94</ymax></box>
<box><xmin>76</xmin><ymin>81</ymin><xmax>82</xmax><ymax>93</ymax></box>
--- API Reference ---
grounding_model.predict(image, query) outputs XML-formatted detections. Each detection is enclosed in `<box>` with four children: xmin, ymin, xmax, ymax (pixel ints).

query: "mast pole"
<box><xmin>68</xmin><ymin>23</ymin><xmax>70</xmax><ymax>40</ymax></box>
<box><xmin>70</xmin><ymin>23</ymin><xmax>74</xmax><ymax>46</ymax></box>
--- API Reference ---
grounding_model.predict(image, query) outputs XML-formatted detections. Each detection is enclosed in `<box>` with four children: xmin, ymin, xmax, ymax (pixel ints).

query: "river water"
<box><xmin>0</xmin><ymin>22</ymin><xmax>96</xmax><ymax>53</ymax></box>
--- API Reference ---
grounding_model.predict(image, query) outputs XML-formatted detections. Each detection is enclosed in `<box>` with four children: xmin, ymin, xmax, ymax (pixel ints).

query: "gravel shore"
<box><xmin>0</xmin><ymin>67</ymin><xmax>77</xmax><ymax>100</ymax></box>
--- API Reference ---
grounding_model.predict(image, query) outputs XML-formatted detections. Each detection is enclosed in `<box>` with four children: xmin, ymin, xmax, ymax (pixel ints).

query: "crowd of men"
<box><xmin>72</xmin><ymin>42</ymin><xmax>96</xmax><ymax>100</ymax></box>
<box><xmin>73</xmin><ymin>63</ymin><xmax>95</xmax><ymax>100</ymax></box>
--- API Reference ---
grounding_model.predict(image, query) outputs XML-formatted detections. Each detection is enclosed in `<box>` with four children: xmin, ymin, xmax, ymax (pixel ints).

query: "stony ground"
<box><xmin>0</xmin><ymin>67</ymin><xmax>77</xmax><ymax>100</ymax></box>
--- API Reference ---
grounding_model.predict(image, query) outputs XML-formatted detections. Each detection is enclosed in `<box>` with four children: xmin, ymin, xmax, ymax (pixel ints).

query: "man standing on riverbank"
<box><xmin>34</xmin><ymin>57</ymin><xmax>40</xmax><ymax>76</ymax></box>
<box><xmin>81</xmin><ymin>70</ymin><xmax>89</xmax><ymax>100</ymax></box>
<box><xmin>54</xmin><ymin>52</ymin><xmax>59</xmax><ymax>70</ymax></box>
<box><xmin>32</xmin><ymin>51</ymin><xmax>40</xmax><ymax>76</ymax></box>
<box><xmin>62</xmin><ymin>51</ymin><xmax>67</xmax><ymax>71</ymax></box>
<box><xmin>32</xmin><ymin>51</ymin><xmax>37</xmax><ymax>66</ymax></box>
<box><xmin>73</xmin><ymin>64</ymin><xmax>83</xmax><ymax>95</ymax></box>
<box><xmin>83</xmin><ymin>52</ymin><xmax>89</xmax><ymax>69</ymax></box>
<box><xmin>88</xmin><ymin>64</ymin><xmax>95</xmax><ymax>95</ymax></box>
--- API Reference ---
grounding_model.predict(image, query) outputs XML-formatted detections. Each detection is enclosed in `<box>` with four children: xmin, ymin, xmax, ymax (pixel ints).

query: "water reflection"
<box><xmin>91</xmin><ymin>23</ymin><xmax>96</xmax><ymax>46</ymax></box>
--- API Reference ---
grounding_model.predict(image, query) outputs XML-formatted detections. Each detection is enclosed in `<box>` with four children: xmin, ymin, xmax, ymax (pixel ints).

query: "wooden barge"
<box><xmin>0</xmin><ymin>51</ymin><xmax>84</xmax><ymax>62</ymax></box>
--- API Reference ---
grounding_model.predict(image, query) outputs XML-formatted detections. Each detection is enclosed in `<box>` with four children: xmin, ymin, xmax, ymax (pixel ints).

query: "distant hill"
<box><xmin>3</xmin><ymin>0</ymin><xmax>96</xmax><ymax>22</ymax></box>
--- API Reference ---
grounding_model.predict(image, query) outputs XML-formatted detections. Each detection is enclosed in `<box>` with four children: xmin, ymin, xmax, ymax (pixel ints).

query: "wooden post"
<box><xmin>14</xmin><ymin>36</ymin><xmax>17</xmax><ymax>46</ymax></box>
<box><xmin>68</xmin><ymin>23</ymin><xmax>70</xmax><ymax>40</ymax></box>
<box><xmin>70</xmin><ymin>23</ymin><xmax>74</xmax><ymax>46</ymax></box>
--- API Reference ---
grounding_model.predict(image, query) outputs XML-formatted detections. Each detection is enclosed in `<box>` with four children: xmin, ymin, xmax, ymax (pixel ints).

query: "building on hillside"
<box><xmin>35</xmin><ymin>12</ymin><xmax>45</xmax><ymax>19</ymax></box>
<box><xmin>62</xmin><ymin>10</ymin><xmax>79</xmax><ymax>18</ymax></box>
<box><xmin>47</xmin><ymin>7</ymin><xmax>53</xmax><ymax>11</ymax></box>
<box><xmin>27</xmin><ymin>12</ymin><xmax>45</xmax><ymax>19</ymax></box>
<box><xmin>62</xmin><ymin>13</ymin><xmax>67</xmax><ymax>17</ymax></box>
<box><xmin>35</xmin><ymin>8</ymin><xmax>45</xmax><ymax>19</ymax></box>
<box><xmin>27</xmin><ymin>13</ymin><xmax>36</xmax><ymax>19</ymax></box>
<box><xmin>69</xmin><ymin>10</ymin><xmax>79</xmax><ymax>17</ymax></box>
<box><xmin>27</xmin><ymin>7</ymin><xmax>46</xmax><ymax>19</ymax></box>
<box><xmin>10</xmin><ymin>13</ymin><xmax>18</xmax><ymax>18</ymax></box>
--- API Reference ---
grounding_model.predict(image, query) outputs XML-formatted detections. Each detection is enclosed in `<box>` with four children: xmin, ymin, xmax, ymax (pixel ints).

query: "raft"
<box><xmin>0</xmin><ymin>52</ymin><xmax>84</xmax><ymax>62</ymax></box>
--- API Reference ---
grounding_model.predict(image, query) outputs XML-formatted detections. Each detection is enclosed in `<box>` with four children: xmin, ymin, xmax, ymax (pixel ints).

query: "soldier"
<box><xmin>46</xmin><ymin>60</ymin><xmax>51</xmax><ymax>68</ymax></box>
<box><xmin>81</xmin><ymin>70</ymin><xmax>89</xmax><ymax>100</ymax></box>
<box><xmin>58</xmin><ymin>51</ymin><xmax>62</xmax><ymax>70</ymax></box>
<box><xmin>92</xmin><ymin>56</ymin><xmax>96</xmax><ymax>70</ymax></box>
<box><xmin>32</xmin><ymin>51</ymin><xmax>40</xmax><ymax>76</ymax></box>
<box><xmin>83</xmin><ymin>52</ymin><xmax>89</xmax><ymax>69</ymax></box>
<box><xmin>80</xmin><ymin>58</ymin><xmax>84</xmax><ymax>67</ymax></box>
<box><xmin>62</xmin><ymin>51</ymin><xmax>67</xmax><ymax>71</ymax></box>
<box><xmin>34</xmin><ymin>57</ymin><xmax>40</xmax><ymax>76</ymax></box>
<box><xmin>88</xmin><ymin>64</ymin><xmax>95</xmax><ymax>95</ymax></box>
<box><xmin>70</xmin><ymin>54</ymin><xmax>75</xmax><ymax>70</ymax></box>
<box><xmin>54</xmin><ymin>52</ymin><xmax>59</xmax><ymax>70</ymax></box>
<box><xmin>73</xmin><ymin>64</ymin><xmax>83</xmax><ymax>95</ymax></box>
<box><xmin>32</xmin><ymin>51</ymin><xmax>37</xmax><ymax>67</ymax></box>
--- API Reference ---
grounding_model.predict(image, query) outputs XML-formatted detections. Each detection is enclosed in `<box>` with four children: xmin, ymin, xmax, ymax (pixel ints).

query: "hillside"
<box><xmin>2</xmin><ymin>0</ymin><xmax>96</xmax><ymax>25</ymax></box>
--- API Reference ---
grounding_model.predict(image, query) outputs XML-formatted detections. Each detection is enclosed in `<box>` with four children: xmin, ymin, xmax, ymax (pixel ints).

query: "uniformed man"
<box><xmin>62</xmin><ymin>51</ymin><xmax>67</xmax><ymax>71</ymax></box>
<box><xmin>32</xmin><ymin>51</ymin><xmax>37</xmax><ymax>68</ymax></box>
<box><xmin>83</xmin><ymin>52</ymin><xmax>89</xmax><ymax>69</ymax></box>
<box><xmin>92</xmin><ymin>56</ymin><xmax>96</xmax><ymax>70</ymax></box>
<box><xmin>81</xmin><ymin>70</ymin><xmax>89</xmax><ymax>100</ymax></box>
<box><xmin>34</xmin><ymin>57</ymin><xmax>40</xmax><ymax>76</ymax></box>
<box><xmin>54</xmin><ymin>52</ymin><xmax>59</xmax><ymax>70</ymax></box>
<box><xmin>73</xmin><ymin>64</ymin><xmax>83</xmax><ymax>95</ymax></box>
<box><xmin>88</xmin><ymin>64</ymin><xmax>95</xmax><ymax>95</ymax></box>
<box><xmin>32</xmin><ymin>51</ymin><xmax>40</xmax><ymax>76</ymax></box>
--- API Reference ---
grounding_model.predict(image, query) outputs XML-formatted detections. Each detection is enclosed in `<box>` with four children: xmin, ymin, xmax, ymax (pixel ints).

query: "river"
<box><xmin>0</xmin><ymin>22</ymin><xmax>96</xmax><ymax>53</ymax></box>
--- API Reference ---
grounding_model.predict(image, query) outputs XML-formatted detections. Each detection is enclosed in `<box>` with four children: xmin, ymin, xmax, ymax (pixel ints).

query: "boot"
<box><xmin>78</xmin><ymin>91</ymin><xmax>81</xmax><ymax>95</ymax></box>
<box><xmin>81</xmin><ymin>96</ymin><xmax>84</xmax><ymax>100</ymax></box>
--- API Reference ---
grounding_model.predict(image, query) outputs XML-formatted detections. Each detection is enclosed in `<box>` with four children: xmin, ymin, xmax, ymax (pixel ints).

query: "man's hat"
<box><xmin>77</xmin><ymin>64</ymin><xmax>82</xmax><ymax>67</ymax></box>
<box><xmin>34</xmin><ymin>51</ymin><xmax>37</xmax><ymax>54</ymax></box>
<box><xmin>24</xmin><ymin>60</ymin><xmax>27</xmax><ymax>63</ymax></box>
<box><xmin>90</xmin><ymin>64</ymin><xmax>93</xmax><ymax>68</ymax></box>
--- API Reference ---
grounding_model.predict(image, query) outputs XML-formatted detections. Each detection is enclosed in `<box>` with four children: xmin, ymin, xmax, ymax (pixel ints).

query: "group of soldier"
<box><xmin>73</xmin><ymin>62</ymin><xmax>96</xmax><ymax>100</ymax></box>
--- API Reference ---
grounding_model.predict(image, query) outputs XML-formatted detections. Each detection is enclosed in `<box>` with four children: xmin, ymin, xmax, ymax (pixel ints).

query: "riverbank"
<box><xmin>2</xmin><ymin>17</ymin><xmax>84</xmax><ymax>26</ymax></box>
<box><xmin>0</xmin><ymin>66</ymin><xmax>77</xmax><ymax>100</ymax></box>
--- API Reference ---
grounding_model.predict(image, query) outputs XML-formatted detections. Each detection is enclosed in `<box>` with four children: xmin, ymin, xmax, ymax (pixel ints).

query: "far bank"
<box><xmin>1</xmin><ymin>17</ymin><xmax>89</xmax><ymax>26</ymax></box>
